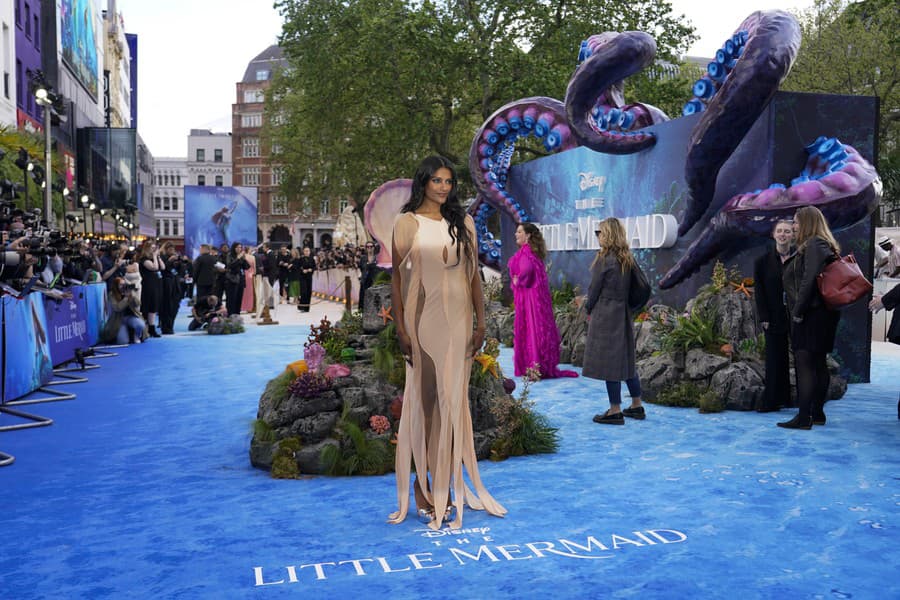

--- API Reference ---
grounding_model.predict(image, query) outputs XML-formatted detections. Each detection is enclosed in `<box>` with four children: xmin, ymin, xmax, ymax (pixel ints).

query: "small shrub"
<box><xmin>268</xmin><ymin>370</ymin><xmax>297</xmax><ymax>409</ymax></box>
<box><xmin>373</xmin><ymin>322</ymin><xmax>405</xmax><ymax>387</ymax></box>
<box><xmin>550</xmin><ymin>275</ymin><xmax>577</xmax><ymax>308</ymax></box>
<box><xmin>271</xmin><ymin>437</ymin><xmax>302</xmax><ymax>479</ymax></box>
<box><xmin>653</xmin><ymin>381</ymin><xmax>706</xmax><ymax>408</ymax></box>
<box><xmin>660</xmin><ymin>306</ymin><xmax>726</xmax><ymax>355</ymax></box>
<box><xmin>490</xmin><ymin>366</ymin><xmax>559</xmax><ymax>460</ymax></box>
<box><xmin>373</xmin><ymin>270</ymin><xmax>392</xmax><ymax>286</ymax></box>
<box><xmin>698</xmin><ymin>393</ymin><xmax>725</xmax><ymax>413</ymax></box>
<box><xmin>321</xmin><ymin>403</ymin><xmax>394</xmax><ymax>476</ymax></box>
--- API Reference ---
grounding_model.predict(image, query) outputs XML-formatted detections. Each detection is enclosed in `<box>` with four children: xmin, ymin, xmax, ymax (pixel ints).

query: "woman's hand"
<box><xmin>471</xmin><ymin>325</ymin><xmax>485</xmax><ymax>357</ymax></box>
<box><xmin>397</xmin><ymin>329</ymin><xmax>413</xmax><ymax>366</ymax></box>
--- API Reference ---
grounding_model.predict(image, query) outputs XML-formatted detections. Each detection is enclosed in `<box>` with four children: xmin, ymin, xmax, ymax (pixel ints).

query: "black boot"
<box><xmin>148</xmin><ymin>325</ymin><xmax>161</xmax><ymax>338</ymax></box>
<box><xmin>777</xmin><ymin>414</ymin><xmax>813</xmax><ymax>430</ymax></box>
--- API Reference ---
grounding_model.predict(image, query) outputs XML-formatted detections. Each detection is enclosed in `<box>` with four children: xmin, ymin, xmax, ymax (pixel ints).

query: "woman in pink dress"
<box><xmin>241</xmin><ymin>247</ymin><xmax>256</xmax><ymax>313</ymax></box>
<box><xmin>508</xmin><ymin>223</ymin><xmax>578</xmax><ymax>379</ymax></box>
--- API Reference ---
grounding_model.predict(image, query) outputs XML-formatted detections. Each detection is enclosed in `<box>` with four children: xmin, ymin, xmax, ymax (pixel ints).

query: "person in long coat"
<box><xmin>581</xmin><ymin>217</ymin><xmax>644</xmax><ymax>425</ymax></box>
<box><xmin>779</xmin><ymin>205</ymin><xmax>841</xmax><ymax>430</ymax></box>
<box><xmin>870</xmin><ymin>282</ymin><xmax>900</xmax><ymax>419</ymax></box>
<box><xmin>753</xmin><ymin>219</ymin><xmax>794</xmax><ymax>412</ymax></box>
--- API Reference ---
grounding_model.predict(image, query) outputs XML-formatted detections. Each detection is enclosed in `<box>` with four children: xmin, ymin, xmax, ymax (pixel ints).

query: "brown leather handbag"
<box><xmin>816</xmin><ymin>253</ymin><xmax>872</xmax><ymax>310</ymax></box>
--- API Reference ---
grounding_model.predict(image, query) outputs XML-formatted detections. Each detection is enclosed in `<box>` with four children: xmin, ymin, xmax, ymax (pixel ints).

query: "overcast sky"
<box><xmin>116</xmin><ymin>0</ymin><xmax>814</xmax><ymax>159</ymax></box>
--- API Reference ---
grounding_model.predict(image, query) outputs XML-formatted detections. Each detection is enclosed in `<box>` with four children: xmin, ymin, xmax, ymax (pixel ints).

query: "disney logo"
<box><xmin>579</xmin><ymin>172</ymin><xmax>607</xmax><ymax>192</ymax></box>
<box><xmin>417</xmin><ymin>526</ymin><xmax>492</xmax><ymax>538</ymax></box>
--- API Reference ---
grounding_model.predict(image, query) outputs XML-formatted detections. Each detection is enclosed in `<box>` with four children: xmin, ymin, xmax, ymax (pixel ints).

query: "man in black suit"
<box><xmin>753</xmin><ymin>220</ymin><xmax>795</xmax><ymax>412</ymax></box>
<box><xmin>192</xmin><ymin>244</ymin><xmax>220</xmax><ymax>299</ymax></box>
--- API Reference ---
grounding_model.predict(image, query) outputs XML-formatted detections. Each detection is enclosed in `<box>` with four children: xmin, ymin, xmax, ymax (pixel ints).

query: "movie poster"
<box><xmin>183</xmin><ymin>186</ymin><xmax>259</xmax><ymax>259</ymax></box>
<box><xmin>60</xmin><ymin>0</ymin><xmax>100</xmax><ymax>99</ymax></box>
<box><xmin>2</xmin><ymin>295</ymin><xmax>53</xmax><ymax>403</ymax></box>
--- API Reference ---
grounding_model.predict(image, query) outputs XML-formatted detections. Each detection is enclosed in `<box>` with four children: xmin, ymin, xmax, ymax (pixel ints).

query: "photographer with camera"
<box><xmin>101</xmin><ymin>276</ymin><xmax>147</xmax><ymax>344</ymax></box>
<box><xmin>188</xmin><ymin>294</ymin><xmax>227</xmax><ymax>331</ymax></box>
<box><xmin>224</xmin><ymin>242</ymin><xmax>250</xmax><ymax>316</ymax></box>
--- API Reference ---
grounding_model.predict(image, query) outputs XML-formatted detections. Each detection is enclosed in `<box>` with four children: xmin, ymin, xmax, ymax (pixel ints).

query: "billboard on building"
<box><xmin>60</xmin><ymin>0</ymin><xmax>100</xmax><ymax>99</ymax></box>
<box><xmin>184</xmin><ymin>186</ymin><xmax>259</xmax><ymax>259</ymax></box>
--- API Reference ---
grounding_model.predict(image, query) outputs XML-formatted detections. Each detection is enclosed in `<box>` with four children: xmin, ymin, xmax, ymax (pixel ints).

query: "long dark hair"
<box><xmin>519</xmin><ymin>223</ymin><xmax>547</xmax><ymax>261</ymax></box>
<box><xmin>401</xmin><ymin>155</ymin><xmax>472</xmax><ymax>267</ymax></box>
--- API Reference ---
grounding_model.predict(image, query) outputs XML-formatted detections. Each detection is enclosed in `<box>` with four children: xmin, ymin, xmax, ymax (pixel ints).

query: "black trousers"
<box><xmin>761</xmin><ymin>331</ymin><xmax>791</xmax><ymax>409</ymax></box>
<box><xmin>224</xmin><ymin>281</ymin><xmax>244</xmax><ymax>316</ymax></box>
<box><xmin>793</xmin><ymin>349</ymin><xmax>829</xmax><ymax>419</ymax></box>
<box><xmin>159</xmin><ymin>278</ymin><xmax>179</xmax><ymax>332</ymax></box>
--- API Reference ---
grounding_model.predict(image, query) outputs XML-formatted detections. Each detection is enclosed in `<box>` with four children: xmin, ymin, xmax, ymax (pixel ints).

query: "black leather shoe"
<box><xmin>622</xmin><ymin>406</ymin><xmax>646</xmax><ymax>420</ymax></box>
<box><xmin>812</xmin><ymin>412</ymin><xmax>826</xmax><ymax>426</ymax></box>
<box><xmin>777</xmin><ymin>415</ymin><xmax>813</xmax><ymax>430</ymax></box>
<box><xmin>593</xmin><ymin>411</ymin><xmax>625</xmax><ymax>425</ymax></box>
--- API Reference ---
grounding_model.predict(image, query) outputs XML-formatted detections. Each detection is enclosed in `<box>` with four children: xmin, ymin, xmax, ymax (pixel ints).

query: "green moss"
<box><xmin>651</xmin><ymin>381</ymin><xmax>707</xmax><ymax>408</ymax></box>
<box><xmin>270</xmin><ymin>437</ymin><xmax>303</xmax><ymax>479</ymax></box>
<box><xmin>267</xmin><ymin>370</ymin><xmax>297</xmax><ymax>410</ymax></box>
<box><xmin>373</xmin><ymin>322</ymin><xmax>405</xmax><ymax>387</ymax></box>
<box><xmin>698</xmin><ymin>393</ymin><xmax>725</xmax><ymax>413</ymax></box>
<box><xmin>251</xmin><ymin>419</ymin><xmax>277</xmax><ymax>443</ymax></box>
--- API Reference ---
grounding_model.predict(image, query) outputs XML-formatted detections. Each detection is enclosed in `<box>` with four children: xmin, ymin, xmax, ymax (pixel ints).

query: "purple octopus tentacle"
<box><xmin>468</xmin><ymin>195</ymin><xmax>503</xmax><ymax>267</ymax></box>
<box><xmin>680</xmin><ymin>10</ymin><xmax>801</xmax><ymax>237</ymax></box>
<box><xmin>661</xmin><ymin>141</ymin><xmax>882</xmax><ymax>289</ymax></box>
<box><xmin>564</xmin><ymin>31</ymin><xmax>667</xmax><ymax>155</ymax></box>
<box><xmin>469</xmin><ymin>96</ymin><xmax>575</xmax><ymax>226</ymax></box>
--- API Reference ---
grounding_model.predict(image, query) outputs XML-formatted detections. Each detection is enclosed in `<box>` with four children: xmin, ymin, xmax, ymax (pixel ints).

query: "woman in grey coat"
<box><xmin>582</xmin><ymin>217</ymin><xmax>644</xmax><ymax>425</ymax></box>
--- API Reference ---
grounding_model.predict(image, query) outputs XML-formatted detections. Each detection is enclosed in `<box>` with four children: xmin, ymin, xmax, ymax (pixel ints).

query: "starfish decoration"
<box><xmin>474</xmin><ymin>353</ymin><xmax>500</xmax><ymax>378</ymax></box>
<box><xmin>378</xmin><ymin>305</ymin><xmax>394</xmax><ymax>325</ymax></box>
<box><xmin>729</xmin><ymin>280</ymin><xmax>753</xmax><ymax>298</ymax></box>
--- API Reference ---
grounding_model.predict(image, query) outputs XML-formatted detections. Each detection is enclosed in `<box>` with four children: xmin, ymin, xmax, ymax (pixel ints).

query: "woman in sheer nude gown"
<box><xmin>388</xmin><ymin>156</ymin><xmax>507</xmax><ymax>531</ymax></box>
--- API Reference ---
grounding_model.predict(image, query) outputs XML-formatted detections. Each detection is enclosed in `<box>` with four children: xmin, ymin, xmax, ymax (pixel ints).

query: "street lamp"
<box><xmin>96</xmin><ymin>208</ymin><xmax>107</xmax><ymax>236</ymax></box>
<box><xmin>14</xmin><ymin>148</ymin><xmax>33</xmax><ymax>210</ymax></box>
<box><xmin>88</xmin><ymin>202</ymin><xmax>96</xmax><ymax>235</ymax></box>
<box><xmin>80</xmin><ymin>193</ymin><xmax>89</xmax><ymax>235</ymax></box>
<box><xmin>33</xmin><ymin>71</ymin><xmax>63</xmax><ymax>225</ymax></box>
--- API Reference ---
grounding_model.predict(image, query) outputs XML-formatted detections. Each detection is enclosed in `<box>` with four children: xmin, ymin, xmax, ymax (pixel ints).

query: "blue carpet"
<box><xmin>1</xmin><ymin>318</ymin><xmax>898</xmax><ymax>599</ymax></box>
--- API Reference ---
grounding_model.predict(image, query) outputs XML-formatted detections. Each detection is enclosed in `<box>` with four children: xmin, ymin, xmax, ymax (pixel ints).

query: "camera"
<box><xmin>121</xmin><ymin>282</ymin><xmax>137</xmax><ymax>292</ymax></box>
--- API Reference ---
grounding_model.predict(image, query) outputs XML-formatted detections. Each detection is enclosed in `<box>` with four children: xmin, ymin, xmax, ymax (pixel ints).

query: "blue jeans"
<box><xmin>605</xmin><ymin>377</ymin><xmax>642</xmax><ymax>405</ymax></box>
<box><xmin>116</xmin><ymin>316</ymin><xmax>146</xmax><ymax>344</ymax></box>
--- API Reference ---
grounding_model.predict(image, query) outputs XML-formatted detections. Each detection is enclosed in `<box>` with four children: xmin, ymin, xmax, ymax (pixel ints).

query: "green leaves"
<box><xmin>269</xmin><ymin>0</ymin><xmax>698</xmax><ymax>211</ymax></box>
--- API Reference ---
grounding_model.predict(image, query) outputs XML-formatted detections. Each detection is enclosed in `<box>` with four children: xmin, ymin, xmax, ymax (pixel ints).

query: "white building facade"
<box><xmin>152</xmin><ymin>156</ymin><xmax>187</xmax><ymax>247</ymax></box>
<box><xmin>186</xmin><ymin>129</ymin><xmax>232</xmax><ymax>187</ymax></box>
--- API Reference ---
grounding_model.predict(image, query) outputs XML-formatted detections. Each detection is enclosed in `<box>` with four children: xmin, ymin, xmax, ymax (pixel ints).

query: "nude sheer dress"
<box><xmin>388</xmin><ymin>213</ymin><xmax>507</xmax><ymax>530</ymax></box>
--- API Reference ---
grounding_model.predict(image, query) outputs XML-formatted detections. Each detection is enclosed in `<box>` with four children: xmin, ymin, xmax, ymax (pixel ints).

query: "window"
<box><xmin>196</xmin><ymin>148</ymin><xmax>205</xmax><ymax>162</ymax></box>
<box><xmin>172</xmin><ymin>198</ymin><xmax>178</xmax><ymax>211</ymax></box>
<box><xmin>271</xmin><ymin>143</ymin><xmax>282</xmax><ymax>155</ymax></box>
<box><xmin>271</xmin><ymin>195</ymin><xmax>288</xmax><ymax>215</ymax></box>
<box><xmin>15</xmin><ymin>60</ymin><xmax>22</xmax><ymax>106</ymax></box>
<box><xmin>214</xmin><ymin>148</ymin><xmax>223</xmax><ymax>162</ymax></box>
<box><xmin>256</xmin><ymin>70</ymin><xmax>269</xmax><ymax>81</ymax></box>
<box><xmin>243</xmin><ymin>89</ymin><xmax>264</xmax><ymax>103</ymax></box>
<box><xmin>176</xmin><ymin>175</ymin><xmax>181</xmax><ymax>186</ymax></box>
<box><xmin>3</xmin><ymin>72</ymin><xmax>8</xmax><ymax>100</ymax></box>
<box><xmin>163</xmin><ymin>220</ymin><xmax>170</xmax><ymax>236</ymax></box>
<box><xmin>33</xmin><ymin>15</ymin><xmax>39</xmax><ymax>49</ymax></box>
<box><xmin>164</xmin><ymin>174</ymin><xmax>169</xmax><ymax>186</ymax></box>
<box><xmin>156</xmin><ymin>220</ymin><xmax>161</xmax><ymax>236</ymax></box>
<box><xmin>271</xmin><ymin>167</ymin><xmax>283</xmax><ymax>186</ymax></box>
<box><xmin>154</xmin><ymin>196</ymin><xmax>161</xmax><ymax>210</ymax></box>
<box><xmin>24</xmin><ymin>3</ymin><xmax>30</xmax><ymax>39</ymax></box>
<box><xmin>215</xmin><ymin>175</ymin><xmax>223</xmax><ymax>186</ymax></box>
<box><xmin>163</xmin><ymin>197</ymin><xmax>170</xmax><ymax>210</ymax></box>
<box><xmin>243</xmin><ymin>167</ymin><xmax>260</xmax><ymax>186</ymax></box>
<box><xmin>320</xmin><ymin>198</ymin><xmax>330</xmax><ymax>215</ymax></box>
<box><xmin>197</xmin><ymin>175</ymin><xmax>205</xmax><ymax>186</ymax></box>
<box><xmin>339</xmin><ymin>199</ymin><xmax>349</xmax><ymax>213</ymax></box>
<box><xmin>242</xmin><ymin>137</ymin><xmax>259</xmax><ymax>158</ymax></box>
<box><xmin>241</xmin><ymin>113</ymin><xmax>262</xmax><ymax>127</ymax></box>
<box><xmin>172</xmin><ymin>220</ymin><xmax>180</xmax><ymax>236</ymax></box>
<box><xmin>15</xmin><ymin>1</ymin><xmax>20</xmax><ymax>27</ymax></box>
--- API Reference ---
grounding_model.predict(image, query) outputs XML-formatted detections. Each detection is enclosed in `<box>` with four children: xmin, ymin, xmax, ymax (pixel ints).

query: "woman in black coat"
<box><xmin>779</xmin><ymin>206</ymin><xmax>841</xmax><ymax>430</ymax></box>
<box><xmin>224</xmin><ymin>242</ymin><xmax>250</xmax><ymax>316</ymax></box>
<box><xmin>297</xmin><ymin>246</ymin><xmax>316</xmax><ymax>312</ymax></box>
<box><xmin>753</xmin><ymin>220</ymin><xmax>794</xmax><ymax>412</ymax></box>
<box><xmin>581</xmin><ymin>217</ymin><xmax>644</xmax><ymax>425</ymax></box>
